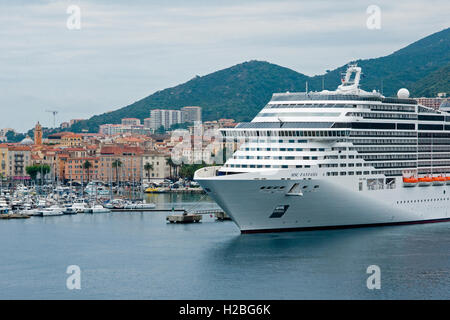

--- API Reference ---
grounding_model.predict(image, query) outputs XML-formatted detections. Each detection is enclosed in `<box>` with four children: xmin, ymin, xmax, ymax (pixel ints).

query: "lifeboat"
<box><xmin>418</xmin><ymin>176</ymin><xmax>432</xmax><ymax>186</ymax></box>
<box><xmin>446</xmin><ymin>176</ymin><xmax>450</xmax><ymax>185</ymax></box>
<box><xmin>432</xmin><ymin>176</ymin><xmax>446</xmax><ymax>186</ymax></box>
<box><xmin>402</xmin><ymin>177</ymin><xmax>418</xmax><ymax>187</ymax></box>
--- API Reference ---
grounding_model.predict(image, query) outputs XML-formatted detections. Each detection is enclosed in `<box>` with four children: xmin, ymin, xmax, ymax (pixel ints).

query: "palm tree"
<box><xmin>83</xmin><ymin>160</ymin><xmax>92</xmax><ymax>183</ymax></box>
<box><xmin>166</xmin><ymin>158</ymin><xmax>175</xmax><ymax>180</ymax></box>
<box><xmin>111</xmin><ymin>159</ymin><xmax>122</xmax><ymax>186</ymax></box>
<box><xmin>144</xmin><ymin>162</ymin><xmax>154</xmax><ymax>182</ymax></box>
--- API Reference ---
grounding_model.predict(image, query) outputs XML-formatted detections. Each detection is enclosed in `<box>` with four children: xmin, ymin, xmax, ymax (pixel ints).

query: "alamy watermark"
<box><xmin>366</xmin><ymin>5</ymin><xmax>381</xmax><ymax>30</ymax></box>
<box><xmin>66</xmin><ymin>5</ymin><xmax>81</xmax><ymax>30</ymax></box>
<box><xmin>366</xmin><ymin>265</ymin><xmax>381</xmax><ymax>290</ymax></box>
<box><xmin>66</xmin><ymin>265</ymin><xmax>81</xmax><ymax>290</ymax></box>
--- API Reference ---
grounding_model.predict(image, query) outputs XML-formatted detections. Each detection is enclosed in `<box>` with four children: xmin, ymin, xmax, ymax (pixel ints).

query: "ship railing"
<box><xmin>194</xmin><ymin>166</ymin><xmax>222</xmax><ymax>179</ymax></box>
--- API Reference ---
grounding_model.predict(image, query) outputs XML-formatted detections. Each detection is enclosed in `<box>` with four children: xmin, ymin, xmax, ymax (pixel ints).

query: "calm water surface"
<box><xmin>0</xmin><ymin>193</ymin><xmax>449</xmax><ymax>299</ymax></box>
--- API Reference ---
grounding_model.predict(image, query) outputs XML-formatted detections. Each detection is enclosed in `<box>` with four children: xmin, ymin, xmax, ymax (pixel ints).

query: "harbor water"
<box><xmin>0</xmin><ymin>193</ymin><xmax>449</xmax><ymax>299</ymax></box>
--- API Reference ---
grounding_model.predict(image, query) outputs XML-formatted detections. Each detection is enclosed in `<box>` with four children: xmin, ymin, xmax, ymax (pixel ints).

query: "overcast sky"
<box><xmin>0</xmin><ymin>0</ymin><xmax>448</xmax><ymax>132</ymax></box>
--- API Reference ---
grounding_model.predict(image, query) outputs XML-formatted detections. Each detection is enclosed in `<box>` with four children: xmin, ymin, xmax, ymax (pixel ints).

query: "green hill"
<box><xmin>410</xmin><ymin>63</ymin><xmax>450</xmax><ymax>97</ymax></box>
<box><xmin>71</xmin><ymin>28</ymin><xmax>450</xmax><ymax>133</ymax></box>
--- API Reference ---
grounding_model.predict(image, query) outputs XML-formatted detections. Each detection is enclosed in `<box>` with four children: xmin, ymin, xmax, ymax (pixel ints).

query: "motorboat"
<box><xmin>86</xmin><ymin>205</ymin><xmax>111</xmax><ymax>213</ymax></box>
<box><xmin>36</xmin><ymin>205</ymin><xmax>64</xmax><ymax>216</ymax></box>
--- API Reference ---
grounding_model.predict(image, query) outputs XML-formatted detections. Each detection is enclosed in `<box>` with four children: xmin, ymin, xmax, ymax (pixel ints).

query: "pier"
<box><xmin>166</xmin><ymin>213</ymin><xmax>202</xmax><ymax>223</ymax></box>
<box><xmin>111</xmin><ymin>208</ymin><xmax>186</xmax><ymax>213</ymax></box>
<box><xmin>0</xmin><ymin>214</ymin><xmax>30</xmax><ymax>219</ymax></box>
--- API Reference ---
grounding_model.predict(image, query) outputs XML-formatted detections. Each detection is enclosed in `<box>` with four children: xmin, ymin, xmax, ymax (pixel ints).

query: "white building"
<box><xmin>149</xmin><ymin>109</ymin><xmax>183</xmax><ymax>131</ymax></box>
<box><xmin>142</xmin><ymin>151</ymin><xmax>171</xmax><ymax>181</ymax></box>
<box><xmin>181</xmin><ymin>106</ymin><xmax>202</xmax><ymax>123</ymax></box>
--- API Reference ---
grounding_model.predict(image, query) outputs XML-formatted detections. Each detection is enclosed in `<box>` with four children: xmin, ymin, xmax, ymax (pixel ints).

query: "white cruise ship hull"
<box><xmin>196</xmin><ymin>168</ymin><xmax>450</xmax><ymax>233</ymax></box>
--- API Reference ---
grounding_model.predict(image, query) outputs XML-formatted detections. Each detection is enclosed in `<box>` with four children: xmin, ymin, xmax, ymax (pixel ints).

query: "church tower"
<box><xmin>34</xmin><ymin>122</ymin><xmax>42</xmax><ymax>146</ymax></box>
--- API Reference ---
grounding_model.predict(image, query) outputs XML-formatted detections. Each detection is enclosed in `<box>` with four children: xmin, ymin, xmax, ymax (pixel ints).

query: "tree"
<box><xmin>179</xmin><ymin>163</ymin><xmax>209</xmax><ymax>180</ymax></box>
<box><xmin>26</xmin><ymin>164</ymin><xmax>50</xmax><ymax>182</ymax></box>
<box><xmin>83</xmin><ymin>160</ymin><xmax>92</xmax><ymax>183</ymax></box>
<box><xmin>144</xmin><ymin>162</ymin><xmax>154</xmax><ymax>181</ymax></box>
<box><xmin>156</xmin><ymin>125</ymin><xmax>165</xmax><ymax>134</ymax></box>
<box><xmin>166</xmin><ymin>158</ymin><xmax>175</xmax><ymax>180</ymax></box>
<box><xmin>111</xmin><ymin>159</ymin><xmax>122</xmax><ymax>186</ymax></box>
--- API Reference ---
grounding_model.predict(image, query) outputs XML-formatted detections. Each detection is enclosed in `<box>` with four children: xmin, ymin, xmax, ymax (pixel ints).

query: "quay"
<box><xmin>0</xmin><ymin>214</ymin><xmax>30</xmax><ymax>220</ymax></box>
<box><xmin>166</xmin><ymin>213</ymin><xmax>202</xmax><ymax>223</ymax></box>
<box><xmin>111</xmin><ymin>208</ymin><xmax>186</xmax><ymax>213</ymax></box>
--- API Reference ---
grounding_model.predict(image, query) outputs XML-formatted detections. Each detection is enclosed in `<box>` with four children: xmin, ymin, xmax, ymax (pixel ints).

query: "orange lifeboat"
<box><xmin>402</xmin><ymin>177</ymin><xmax>418</xmax><ymax>187</ymax></box>
<box><xmin>446</xmin><ymin>176</ymin><xmax>450</xmax><ymax>185</ymax></box>
<box><xmin>418</xmin><ymin>176</ymin><xmax>432</xmax><ymax>186</ymax></box>
<box><xmin>432</xmin><ymin>176</ymin><xmax>446</xmax><ymax>185</ymax></box>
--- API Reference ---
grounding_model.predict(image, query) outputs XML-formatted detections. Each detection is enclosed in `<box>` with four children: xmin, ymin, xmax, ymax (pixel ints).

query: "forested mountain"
<box><xmin>68</xmin><ymin>28</ymin><xmax>450</xmax><ymax>133</ymax></box>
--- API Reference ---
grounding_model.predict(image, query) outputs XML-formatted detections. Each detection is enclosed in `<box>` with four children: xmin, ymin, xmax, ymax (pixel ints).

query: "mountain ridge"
<box><xmin>71</xmin><ymin>28</ymin><xmax>450</xmax><ymax>133</ymax></box>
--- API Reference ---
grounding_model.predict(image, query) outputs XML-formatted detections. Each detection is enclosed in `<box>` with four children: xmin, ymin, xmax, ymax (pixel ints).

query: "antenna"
<box><xmin>45</xmin><ymin>110</ymin><xmax>59</xmax><ymax>127</ymax></box>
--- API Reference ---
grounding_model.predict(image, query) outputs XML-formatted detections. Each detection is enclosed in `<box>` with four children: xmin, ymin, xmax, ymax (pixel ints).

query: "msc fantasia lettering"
<box><xmin>291</xmin><ymin>172</ymin><xmax>318</xmax><ymax>177</ymax></box>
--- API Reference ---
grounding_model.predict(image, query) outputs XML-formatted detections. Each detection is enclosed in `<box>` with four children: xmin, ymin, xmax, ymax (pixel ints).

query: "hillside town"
<box><xmin>0</xmin><ymin>106</ymin><xmax>239</xmax><ymax>187</ymax></box>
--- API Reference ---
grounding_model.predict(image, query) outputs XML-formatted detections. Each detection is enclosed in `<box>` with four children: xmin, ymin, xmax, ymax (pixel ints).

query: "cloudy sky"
<box><xmin>0</xmin><ymin>0</ymin><xmax>448</xmax><ymax>132</ymax></box>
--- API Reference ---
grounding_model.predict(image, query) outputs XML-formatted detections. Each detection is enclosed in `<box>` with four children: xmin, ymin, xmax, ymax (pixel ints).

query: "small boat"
<box><xmin>68</xmin><ymin>201</ymin><xmax>89</xmax><ymax>213</ymax></box>
<box><xmin>63</xmin><ymin>207</ymin><xmax>78</xmax><ymax>215</ymax></box>
<box><xmin>418</xmin><ymin>176</ymin><xmax>432</xmax><ymax>186</ymax></box>
<box><xmin>402</xmin><ymin>177</ymin><xmax>418</xmax><ymax>187</ymax></box>
<box><xmin>86</xmin><ymin>205</ymin><xmax>111</xmax><ymax>213</ymax></box>
<box><xmin>124</xmin><ymin>202</ymin><xmax>156</xmax><ymax>209</ymax></box>
<box><xmin>20</xmin><ymin>208</ymin><xmax>39</xmax><ymax>216</ymax></box>
<box><xmin>37</xmin><ymin>206</ymin><xmax>64</xmax><ymax>216</ymax></box>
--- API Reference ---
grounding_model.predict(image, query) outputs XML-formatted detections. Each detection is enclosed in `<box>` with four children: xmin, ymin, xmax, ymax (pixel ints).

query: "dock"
<box><xmin>111</xmin><ymin>208</ymin><xmax>186</xmax><ymax>213</ymax></box>
<box><xmin>166</xmin><ymin>213</ymin><xmax>202</xmax><ymax>223</ymax></box>
<box><xmin>0</xmin><ymin>214</ymin><xmax>31</xmax><ymax>220</ymax></box>
<box><xmin>214</xmin><ymin>211</ymin><xmax>231</xmax><ymax>221</ymax></box>
<box><xmin>188</xmin><ymin>209</ymin><xmax>230</xmax><ymax>220</ymax></box>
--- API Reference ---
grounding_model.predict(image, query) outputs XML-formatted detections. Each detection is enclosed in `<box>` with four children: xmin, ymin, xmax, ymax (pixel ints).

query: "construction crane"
<box><xmin>45</xmin><ymin>110</ymin><xmax>59</xmax><ymax>127</ymax></box>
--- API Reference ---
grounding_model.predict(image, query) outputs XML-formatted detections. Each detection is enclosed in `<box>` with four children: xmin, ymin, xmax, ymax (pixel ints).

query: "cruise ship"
<box><xmin>194</xmin><ymin>64</ymin><xmax>450</xmax><ymax>233</ymax></box>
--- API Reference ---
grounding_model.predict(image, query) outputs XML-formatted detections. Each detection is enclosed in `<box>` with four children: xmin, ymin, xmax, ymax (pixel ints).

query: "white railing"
<box><xmin>194</xmin><ymin>166</ymin><xmax>222</xmax><ymax>179</ymax></box>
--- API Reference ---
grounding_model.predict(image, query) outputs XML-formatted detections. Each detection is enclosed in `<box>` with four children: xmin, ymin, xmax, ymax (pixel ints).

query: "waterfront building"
<box><xmin>0</xmin><ymin>144</ymin><xmax>8</xmax><ymax>179</ymax></box>
<box><xmin>142</xmin><ymin>151</ymin><xmax>171</xmax><ymax>181</ymax></box>
<box><xmin>98</xmin><ymin>145</ymin><xmax>143</xmax><ymax>184</ymax></box>
<box><xmin>7</xmin><ymin>145</ymin><xmax>32</xmax><ymax>181</ymax></box>
<box><xmin>64</xmin><ymin>156</ymin><xmax>100</xmax><ymax>183</ymax></box>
